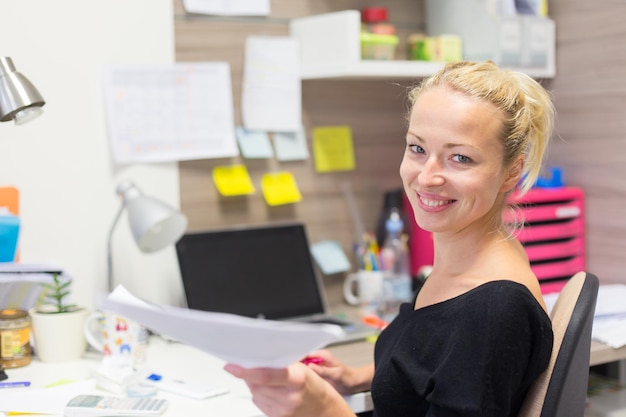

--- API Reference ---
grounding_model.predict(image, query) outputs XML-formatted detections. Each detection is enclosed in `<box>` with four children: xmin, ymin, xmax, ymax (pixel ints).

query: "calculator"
<box><xmin>64</xmin><ymin>395</ymin><xmax>168</xmax><ymax>417</ymax></box>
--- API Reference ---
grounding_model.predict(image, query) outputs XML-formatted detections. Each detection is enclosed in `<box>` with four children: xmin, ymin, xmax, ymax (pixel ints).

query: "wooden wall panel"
<box><xmin>548</xmin><ymin>0</ymin><xmax>626</xmax><ymax>284</ymax></box>
<box><xmin>174</xmin><ymin>1</ymin><xmax>424</xmax><ymax>302</ymax></box>
<box><xmin>176</xmin><ymin>80</ymin><xmax>410</xmax><ymax>243</ymax></box>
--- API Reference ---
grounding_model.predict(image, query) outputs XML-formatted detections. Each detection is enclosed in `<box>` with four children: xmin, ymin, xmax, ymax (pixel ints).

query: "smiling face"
<box><xmin>400</xmin><ymin>85</ymin><xmax>522</xmax><ymax>237</ymax></box>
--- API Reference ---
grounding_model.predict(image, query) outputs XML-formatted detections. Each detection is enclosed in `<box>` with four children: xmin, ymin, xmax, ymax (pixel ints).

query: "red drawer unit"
<box><xmin>506</xmin><ymin>186</ymin><xmax>586</xmax><ymax>294</ymax></box>
<box><xmin>404</xmin><ymin>186</ymin><xmax>585</xmax><ymax>294</ymax></box>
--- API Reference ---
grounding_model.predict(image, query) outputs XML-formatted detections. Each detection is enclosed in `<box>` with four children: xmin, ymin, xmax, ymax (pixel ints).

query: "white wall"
<box><xmin>0</xmin><ymin>0</ymin><xmax>185</xmax><ymax>309</ymax></box>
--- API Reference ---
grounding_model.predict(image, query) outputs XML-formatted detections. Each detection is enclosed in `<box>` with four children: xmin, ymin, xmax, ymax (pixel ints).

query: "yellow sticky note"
<box><xmin>261</xmin><ymin>171</ymin><xmax>302</xmax><ymax>206</ymax></box>
<box><xmin>212</xmin><ymin>164</ymin><xmax>256</xmax><ymax>196</ymax></box>
<box><xmin>312</xmin><ymin>126</ymin><xmax>355</xmax><ymax>173</ymax></box>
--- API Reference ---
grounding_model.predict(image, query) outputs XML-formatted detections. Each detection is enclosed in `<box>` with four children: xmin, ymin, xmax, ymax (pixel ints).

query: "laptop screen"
<box><xmin>176</xmin><ymin>224</ymin><xmax>326</xmax><ymax>320</ymax></box>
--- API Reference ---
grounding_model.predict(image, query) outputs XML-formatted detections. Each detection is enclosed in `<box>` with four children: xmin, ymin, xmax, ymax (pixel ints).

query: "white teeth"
<box><xmin>420</xmin><ymin>197</ymin><xmax>450</xmax><ymax>207</ymax></box>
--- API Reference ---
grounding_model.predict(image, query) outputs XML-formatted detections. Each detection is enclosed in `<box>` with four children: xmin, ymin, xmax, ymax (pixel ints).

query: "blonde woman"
<box><xmin>225</xmin><ymin>61</ymin><xmax>555</xmax><ymax>417</ymax></box>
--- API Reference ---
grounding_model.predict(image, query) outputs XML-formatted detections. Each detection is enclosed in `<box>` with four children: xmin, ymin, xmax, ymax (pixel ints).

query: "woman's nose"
<box><xmin>418</xmin><ymin>157</ymin><xmax>445</xmax><ymax>186</ymax></box>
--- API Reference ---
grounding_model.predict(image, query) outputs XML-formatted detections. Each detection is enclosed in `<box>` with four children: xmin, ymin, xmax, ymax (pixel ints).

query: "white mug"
<box><xmin>343</xmin><ymin>270</ymin><xmax>384</xmax><ymax>315</ymax></box>
<box><xmin>83</xmin><ymin>310</ymin><xmax>148</xmax><ymax>370</ymax></box>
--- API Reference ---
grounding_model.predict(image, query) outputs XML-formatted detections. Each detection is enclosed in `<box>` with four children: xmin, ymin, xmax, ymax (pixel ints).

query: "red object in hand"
<box><xmin>301</xmin><ymin>356</ymin><xmax>324</xmax><ymax>365</ymax></box>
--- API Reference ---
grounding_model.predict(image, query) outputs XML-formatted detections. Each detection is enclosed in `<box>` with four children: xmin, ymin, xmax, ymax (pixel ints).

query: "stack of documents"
<box><xmin>543</xmin><ymin>284</ymin><xmax>626</xmax><ymax>349</ymax></box>
<box><xmin>590</xmin><ymin>284</ymin><xmax>626</xmax><ymax>349</ymax></box>
<box><xmin>0</xmin><ymin>263</ymin><xmax>65</xmax><ymax>310</ymax></box>
<box><xmin>101</xmin><ymin>286</ymin><xmax>345</xmax><ymax>368</ymax></box>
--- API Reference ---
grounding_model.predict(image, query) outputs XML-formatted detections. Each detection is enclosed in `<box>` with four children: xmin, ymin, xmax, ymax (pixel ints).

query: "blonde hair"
<box><xmin>407</xmin><ymin>61</ymin><xmax>555</xmax><ymax>195</ymax></box>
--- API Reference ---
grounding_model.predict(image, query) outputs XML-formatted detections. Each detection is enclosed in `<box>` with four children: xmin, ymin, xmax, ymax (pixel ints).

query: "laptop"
<box><xmin>175</xmin><ymin>223</ymin><xmax>375</xmax><ymax>345</ymax></box>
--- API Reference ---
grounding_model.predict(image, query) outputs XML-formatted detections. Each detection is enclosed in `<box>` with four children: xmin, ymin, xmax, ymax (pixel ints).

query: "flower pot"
<box><xmin>28</xmin><ymin>307</ymin><xmax>89</xmax><ymax>363</ymax></box>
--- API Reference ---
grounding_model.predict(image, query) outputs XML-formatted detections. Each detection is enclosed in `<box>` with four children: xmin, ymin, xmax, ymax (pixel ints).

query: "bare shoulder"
<box><xmin>488</xmin><ymin>240</ymin><xmax>548</xmax><ymax>311</ymax></box>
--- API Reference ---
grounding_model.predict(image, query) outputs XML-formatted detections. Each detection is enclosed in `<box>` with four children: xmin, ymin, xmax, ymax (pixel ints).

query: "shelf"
<box><xmin>290</xmin><ymin>10</ymin><xmax>555</xmax><ymax>81</ymax></box>
<box><xmin>298</xmin><ymin>60</ymin><xmax>445</xmax><ymax>80</ymax></box>
<box><xmin>298</xmin><ymin>60</ymin><xmax>554</xmax><ymax>80</ymax></box>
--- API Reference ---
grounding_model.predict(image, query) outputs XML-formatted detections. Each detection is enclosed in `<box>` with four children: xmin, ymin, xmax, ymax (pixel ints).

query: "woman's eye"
<box><xmin>408</xmin><ymin>145</ymin><xmax>425</xmax><ymax>154</ymax></box>
<box><xmin>452</xmin><ymin>154</ymin><xmax>472</xmax><ymax>163</ymax></box>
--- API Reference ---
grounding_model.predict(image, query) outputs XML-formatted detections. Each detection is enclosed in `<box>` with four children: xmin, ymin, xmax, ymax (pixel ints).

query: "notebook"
<box><xmin>175</xmin><ymin>223</ymin><xmax>375</xmax><ymax>345</ymax></box>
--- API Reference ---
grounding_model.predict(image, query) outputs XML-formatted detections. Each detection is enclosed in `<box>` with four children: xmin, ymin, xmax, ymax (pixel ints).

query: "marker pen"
<box><xmin>0</xmin><ymin>381</ymin><xmax>30</xmax><ymax>389</ymax></box>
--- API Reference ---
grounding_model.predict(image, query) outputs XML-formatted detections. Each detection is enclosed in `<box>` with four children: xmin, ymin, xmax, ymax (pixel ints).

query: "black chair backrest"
<box><xmin>544</xmin><ymin>272</ymin><xmax>598</xmax><ymax>417</ymax></box>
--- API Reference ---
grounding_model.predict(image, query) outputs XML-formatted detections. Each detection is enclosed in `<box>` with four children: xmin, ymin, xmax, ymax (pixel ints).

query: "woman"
<box><xmin>225</xmin><ymin>61</ymin><xmax>555</xmax><ymax>417</ymax></box>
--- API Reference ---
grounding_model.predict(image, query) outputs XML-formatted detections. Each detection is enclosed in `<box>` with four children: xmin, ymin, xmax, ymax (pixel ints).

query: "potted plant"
<box><xmin>28</xmin><ymin>272</ymin><xmax>89</xmax><ymax>363</ymax></box>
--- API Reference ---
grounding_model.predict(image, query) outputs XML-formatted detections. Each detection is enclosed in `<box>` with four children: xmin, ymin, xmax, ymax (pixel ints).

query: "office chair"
<box><xmin>518</xmin><ymin>271</ymin><xmax>599</xmax><ymax>417</ymax></box>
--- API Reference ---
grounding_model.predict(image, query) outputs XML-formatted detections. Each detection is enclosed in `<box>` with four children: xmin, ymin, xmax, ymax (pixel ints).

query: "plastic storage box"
<box><xmin>360</xmin><ymin>33</ymin><xmax>398</xmax><ymax>60</ymax></box>
<box><xmin>404</xmin><ymin>186</ymin><xmax>585</xmax><ymax>294</ymax></box>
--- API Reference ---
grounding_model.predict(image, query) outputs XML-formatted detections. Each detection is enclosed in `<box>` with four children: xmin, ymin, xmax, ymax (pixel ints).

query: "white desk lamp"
<box><xmin>0</xmin><ymin>57</ymin><xmax>45</xmax><ymax>125</ymax></box>
<box><xmin>107</xmin><ymin>179</ymin><xmax>188</xmax><ymax>292</ymax></box>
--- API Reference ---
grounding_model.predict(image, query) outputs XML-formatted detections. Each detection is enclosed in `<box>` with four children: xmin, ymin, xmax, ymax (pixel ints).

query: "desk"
<box><xmin>6</xmin><ymin>338</ymin><xmax>262</xmax><ymax>417</ymax></box>
<box><xmin>5</xmin><ymin>335</ymin><xmax>622</xmax><ymax>416</ymax></box>
<box><xmin>338</xmin><ymin>339</ymin><xmax>626</xmax><ymax>368</ymax></box>
<box><xmin>590</xmin><ymin>340</ymin><xmax>626</xmax><ymax>367</ymax></box>
<box><xmin>3</xmin><ymin>337</ymin><xmax>375</xmax><ymax>417</ymax></box>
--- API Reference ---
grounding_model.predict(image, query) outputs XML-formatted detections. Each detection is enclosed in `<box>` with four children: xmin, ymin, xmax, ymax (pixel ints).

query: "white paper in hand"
<box><xmin>100</xmin><ymin>286</ymin><xmax>345</xmax><ymax>368</ymax></box>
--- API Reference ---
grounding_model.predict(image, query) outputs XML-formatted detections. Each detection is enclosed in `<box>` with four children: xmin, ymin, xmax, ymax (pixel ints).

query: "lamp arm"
<box><xmin>106</xmin><ymin>203</ymin><xmax>125</xmax><ymax>293</ymax></box>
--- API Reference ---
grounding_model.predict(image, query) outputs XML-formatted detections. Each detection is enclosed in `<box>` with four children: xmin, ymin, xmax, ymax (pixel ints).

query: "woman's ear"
<box><xmin>501</xmin><ymin>156</ymin><xmax>524</xmax><ymax>193</ymax></box>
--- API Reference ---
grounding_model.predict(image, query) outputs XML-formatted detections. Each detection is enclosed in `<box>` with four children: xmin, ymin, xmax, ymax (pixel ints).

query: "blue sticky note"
<box><xmin>310</xmin><ymin>240</ymin><xmax>351</xmax><ymax>275</ymax></box>
<box><xmin>236</xmin><ymin>126</ymin><xmax>274</xmax><ymax>159</ymax></box>
<box><xmin>273</xmin><ymin>129</ymin><xmax>309</xmax><ymax>161</ymax></box>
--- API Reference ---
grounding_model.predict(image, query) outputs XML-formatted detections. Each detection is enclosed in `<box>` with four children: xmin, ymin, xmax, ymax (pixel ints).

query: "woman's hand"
<box><xmin>224</xmin><ymin>361</ymin><xmax>355</xmax><ymax>417</ymax></box>
<box><xmin>303</xmin><ymin>349</ymin><xmax>374</xmax><ymax>395</ymax></box>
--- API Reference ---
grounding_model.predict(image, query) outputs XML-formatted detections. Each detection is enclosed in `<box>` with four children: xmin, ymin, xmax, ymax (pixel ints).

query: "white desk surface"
<box><xmin>5</xmin><ymin>337</ymin><xmax>262</xmax><ymax>416</ymax></box>
<box><xmin>3</xmin><ymin>336</ymin><xmax>374</xmax><ymax>417</ymax></box>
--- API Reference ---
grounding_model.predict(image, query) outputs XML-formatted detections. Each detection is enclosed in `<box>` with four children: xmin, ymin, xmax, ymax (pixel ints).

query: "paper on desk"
<box><xmin>0</xmin><ymin>379</ymin><xmax>95</xmax><ymax>414</ymax></box>
<box><xmin>100</xmin><ymin>286</ymin><xmax>345</xmax><ymax>368</ymax></box>
<box><xmin>593</xmin><ymin>284</ymin><xmax>626</xmax><ymax>317</ymax></box>
<box><xmin>592</xmin><ymin>315</ymin><xmax>626</xmax><ymax>349</ymax></box>
<box><xmin>0</xmin><ymin>263</ymin><xmax>69</xmax><ymax>310</ymax></box>
<box><xmin>542</xmin><ymin>284</ymin><xmax>626</xmax><ymax>348</ymax></box>
<box><xmin>588</xmin><ymin>285</ymin><xmax>626</xmax><ymax>348</ymax></box>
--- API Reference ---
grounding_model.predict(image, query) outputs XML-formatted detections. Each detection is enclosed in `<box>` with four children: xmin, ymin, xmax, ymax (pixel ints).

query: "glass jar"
<box><xmin>0</xmin><ymin>309</ymin><xmax>32</xmax><ymax>368</ymax></box>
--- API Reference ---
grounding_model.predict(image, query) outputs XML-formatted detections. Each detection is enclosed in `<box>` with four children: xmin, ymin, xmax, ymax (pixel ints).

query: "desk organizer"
<box><xmin>404</xmin><ymin>186</ymin><xmax>586</xmax><ymax>294</ymax></box>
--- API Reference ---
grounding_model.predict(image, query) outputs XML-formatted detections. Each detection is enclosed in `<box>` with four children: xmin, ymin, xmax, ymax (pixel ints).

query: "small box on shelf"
<box><xmin>407</xmin><ymin>34</ymin><xmax>462</xmax><ymax>62</ymax></box>
<box><xmin>361</xmin><ymin>33</ymin><xmax>399</xmax><ymax>60</ymax></box>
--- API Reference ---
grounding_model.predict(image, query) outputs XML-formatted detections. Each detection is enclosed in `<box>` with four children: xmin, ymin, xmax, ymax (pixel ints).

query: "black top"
<box><xmin>371</xmin><ymin>280</ymin><xmax>553</xmax><ymax>417</ymax></box>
